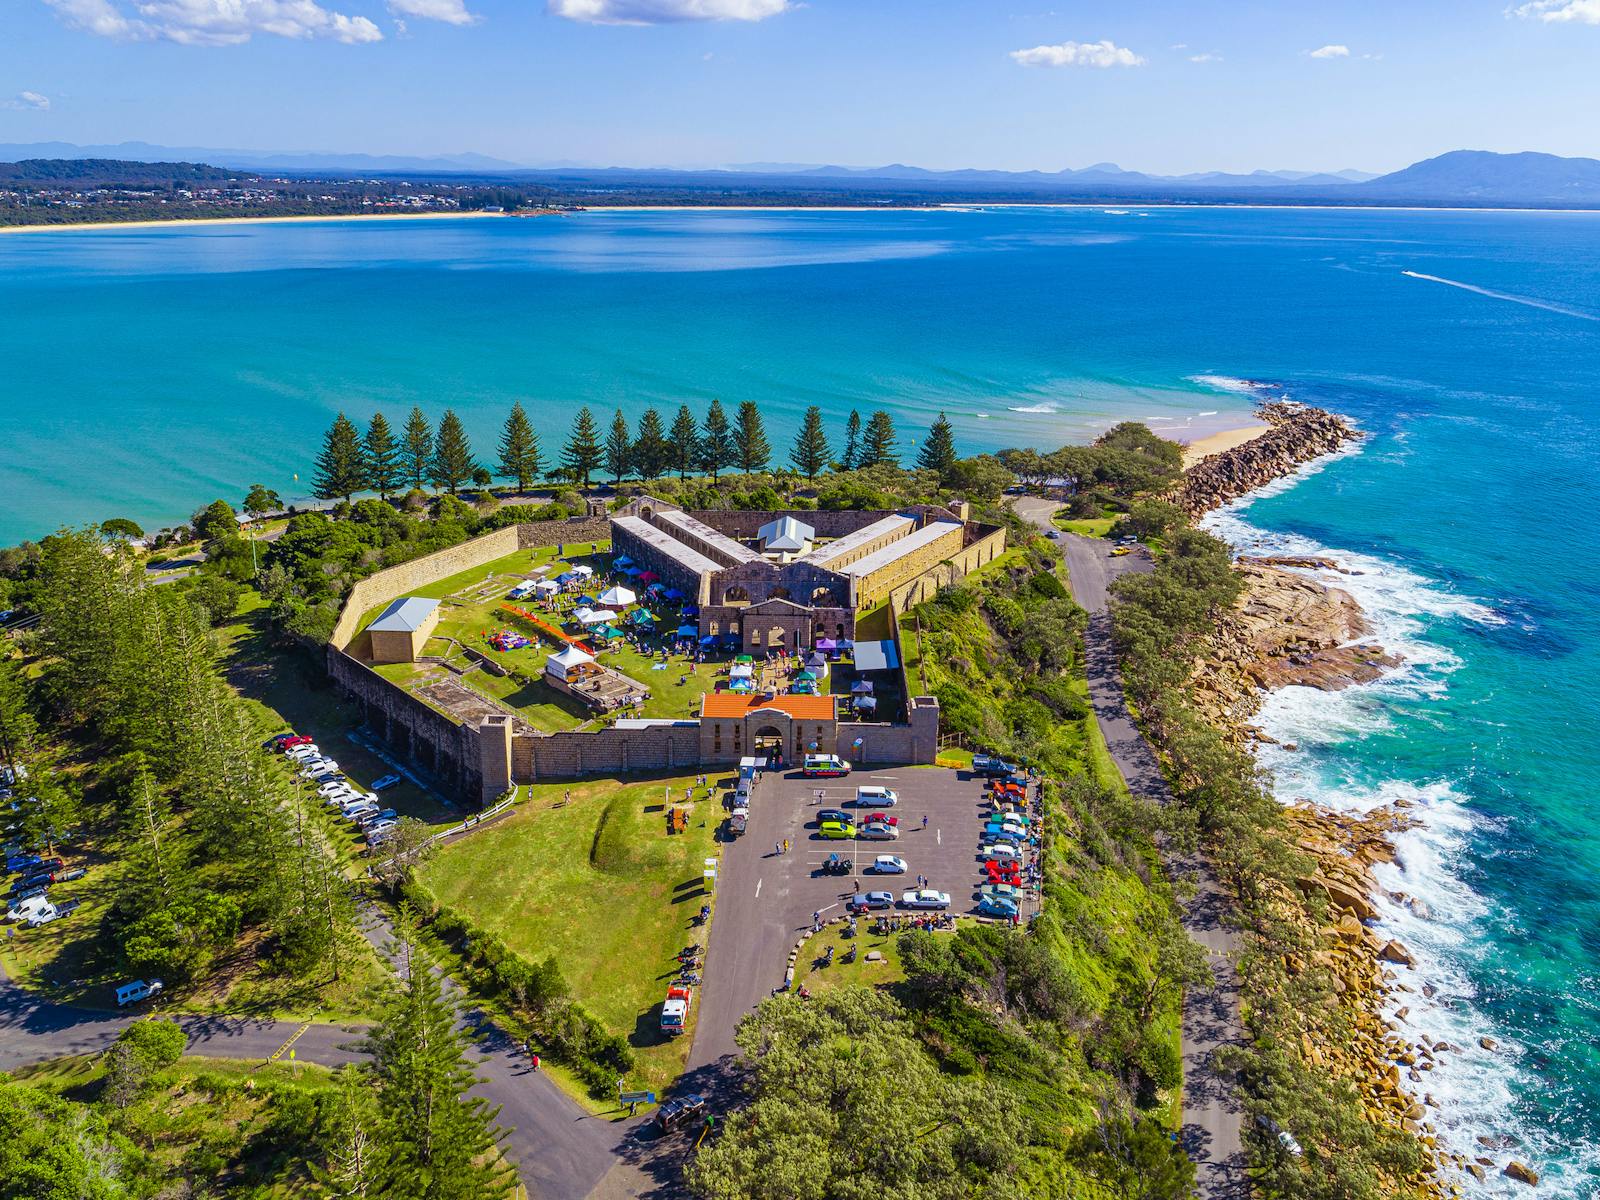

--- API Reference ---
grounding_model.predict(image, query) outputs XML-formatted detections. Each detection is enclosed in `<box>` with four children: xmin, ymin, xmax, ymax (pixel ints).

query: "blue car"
<box><xmin>981</xmin><ymin>826</ymin><xmax>1024</xmax><ymax>844</ymax></box>
<box><xmin>977</xmin><ymin>895</ymin><xmax>1020</xmax><ymax>919</ymax></box>
<box><xmin>5</xmin><ymin>854</ymin><xmax>42</xmax><ymax>874</ymax></box>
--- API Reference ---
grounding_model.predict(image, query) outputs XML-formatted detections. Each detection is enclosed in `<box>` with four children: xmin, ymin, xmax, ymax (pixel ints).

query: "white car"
<box><xmin>899</xmin><ymin>888</ymin><xmax>950</xmax><ymax>910</ymax></box>
<box><xmin>299</xmin><ymin>758</ymin><xmax>338</xmax><ymax>777</ymax></box>
<box><xmin>872</xmin><ymin>855</ymin><xmax>908</xmax><ymax>874</ymax></box>
<box><xmin>318</xmin><ymin>780</ymin><xmax>355</xmax><ymax>797</ymax></box>
<box><xmin>285</xmin><ymin>744</ymin><xmax>321</xmax><ymax>761</ymax></box>
<box><xmin>982</xmin><ymin>843</ymin><xmax>1022</xmax><ymax>861</ymax></box>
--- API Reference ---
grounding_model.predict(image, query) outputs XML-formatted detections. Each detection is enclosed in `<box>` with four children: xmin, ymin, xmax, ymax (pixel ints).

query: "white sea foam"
<box><xmin>1203</xmin><ymin>466</ymin><xmax>1579</xmax><ymax>1195</ymax></box>
<box><xmin>1198</xmin><ymin>409</ymin><xmax>1219</xmax><ymax>416</ymax></box>
<box><xmin>1187</xmin><ymin>373</ymin><xmax>1282</xmax><ymax>396</ymax></box>
<box><xmin>1008</xmin><ymin>402</ymin><xmax>1059</xmax><ymax>414</ymax></box>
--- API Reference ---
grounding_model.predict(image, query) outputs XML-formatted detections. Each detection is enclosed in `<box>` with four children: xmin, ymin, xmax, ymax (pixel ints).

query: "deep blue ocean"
<box><xmin>3</xmin><ymin>206</ymin><xmax>1598</xmax><ymax>1191</ymax></box>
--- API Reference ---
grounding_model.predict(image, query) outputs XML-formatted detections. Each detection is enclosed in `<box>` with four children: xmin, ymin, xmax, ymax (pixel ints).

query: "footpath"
<box><xmin>1012</xmin><ymin>498</ymin><xmax>1250</xmax><ymax>1199</ymax></box>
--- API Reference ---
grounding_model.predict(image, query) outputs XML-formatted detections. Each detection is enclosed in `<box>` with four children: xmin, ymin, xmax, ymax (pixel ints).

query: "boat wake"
<box><xmin>1402</xmin><ymin>270</ymin><xmax>1600</xmax><ymax>323</ymax></box>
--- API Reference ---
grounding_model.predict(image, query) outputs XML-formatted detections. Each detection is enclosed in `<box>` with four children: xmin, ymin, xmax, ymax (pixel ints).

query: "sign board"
<box><xmin>619</xmin><ymin>1090</ymin><xmax>656</xmax><ymax>1105</ymax></box>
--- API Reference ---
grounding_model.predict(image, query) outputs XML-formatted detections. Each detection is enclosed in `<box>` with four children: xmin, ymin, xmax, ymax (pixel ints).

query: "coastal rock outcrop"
<box><xmin>1173</xmin><ymin>401</ymin><xmax>1364</xmax><ymax>518</ymax></box>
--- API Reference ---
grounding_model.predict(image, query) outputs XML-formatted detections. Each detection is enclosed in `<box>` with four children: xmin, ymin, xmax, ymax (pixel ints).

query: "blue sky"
<box><xmin>4</xmin><ymin>0</ymin><xmax>1600</xmax><ymax>174</ymax></box>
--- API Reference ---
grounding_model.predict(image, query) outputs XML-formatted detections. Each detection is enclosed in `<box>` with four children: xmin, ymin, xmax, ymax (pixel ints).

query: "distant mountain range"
<box><xmin>5</xmin><ymin>144</ymin><xmax>1600</xmax><ymax>207</ymax></box>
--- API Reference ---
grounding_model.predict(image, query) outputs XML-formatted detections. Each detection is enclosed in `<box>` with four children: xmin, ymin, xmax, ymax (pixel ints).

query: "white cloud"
<box><xmin>1308</xmin><ymin>43</ymin><xmax>1350</xmax><ymax>58</ymax></box>
<box><xmin>1512</xmin><ymin>0</ymin><xmax>1600</xmax><ymax>22</ymax></box>
<box><xmin>3</xmin><ymin>91</ymin><xmax>53</xmax><ymax>110</ymax></box>
<box><xmin>44</xmin><ymin>0</ymin><xmax>383</xmax><ymax>43</ymax></box>
<box><xmin>1188</xmin><ymin>52</ymin><xmax>1221</xmax><ymax>63</ymax></box>
<box><xmin>389</xmin><ymin>0</ymin><xmax>475</xmax><ymax>23</ymax></box>
<box><xmin>1010</xmin><ymin>39</ymin><xmax>1145</xmax><ymax>68</ymax></box>
<box><xmin>549</xmin><ymin>0</ymin><xmax>787</xmax><ymax>24</ymax></box>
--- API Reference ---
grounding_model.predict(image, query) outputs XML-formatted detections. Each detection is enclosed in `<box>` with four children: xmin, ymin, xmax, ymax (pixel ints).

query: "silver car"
<box><xmin>899</xmin><ymin>888</ymin><xmax>950</xmax><ymax>910</ymax></box>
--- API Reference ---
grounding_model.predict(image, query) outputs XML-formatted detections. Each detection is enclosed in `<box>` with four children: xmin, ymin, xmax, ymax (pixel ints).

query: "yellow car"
<box><xmin>1111</xmin><ymin>546</ymin><xmax>1133</xmax><ymax>557</ymax></box>
<box><xmin>819</xmin><ymin>821</ymin><xmax>854</xmax><ymax>840</ymax></box>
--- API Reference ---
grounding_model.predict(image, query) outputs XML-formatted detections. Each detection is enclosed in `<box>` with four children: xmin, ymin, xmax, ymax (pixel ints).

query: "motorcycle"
<box><xmin>842</xmin><ymin>944</ymin><xmax>858</xmax><ymax>964</ymax></box>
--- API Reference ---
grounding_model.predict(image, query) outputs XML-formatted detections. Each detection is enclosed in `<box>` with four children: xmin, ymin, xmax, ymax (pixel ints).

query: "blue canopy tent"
<box><xmin>676</xmin><ymin>624</ymin><xmax>698</xmax><ymax>637</ymax></box>
<box><xmin>699</xmin><ymin>634</ymin><xmax>719</xmax><ymax>646</ymax></box>
<box><xmin>555</xmin><ymin>572</ymin><xmax>576</xmax><ymax>585</ymax></box>
<box><xmin>577</xmin><ymin>594</ymin><xmax>599</xmax><ymax>607</ymax></box>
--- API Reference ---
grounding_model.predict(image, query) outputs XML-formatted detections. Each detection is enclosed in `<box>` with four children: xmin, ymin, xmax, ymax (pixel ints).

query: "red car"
<box><xmin>280</xmin><ymin>735</ymin><xmax>314</xmax><ymax>751</ymax></box>
<box><xmin>865</xmin><ymin>813</ymin><xmax>899</xmax><ymax>827</ymax></box>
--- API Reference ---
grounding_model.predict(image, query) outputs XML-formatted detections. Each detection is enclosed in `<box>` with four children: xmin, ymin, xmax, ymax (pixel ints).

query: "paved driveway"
<box><xmin>687</xmin><ymin>765</ymin><xmax>1034</xmax><ymax>1074</ymax></box>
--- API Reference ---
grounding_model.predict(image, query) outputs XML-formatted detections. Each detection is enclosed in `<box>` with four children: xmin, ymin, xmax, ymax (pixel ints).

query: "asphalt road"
<box><xmin>1011</xmin><ymin>497</ymin><xmax>1249</xmax><ymax>1199</ymax></box>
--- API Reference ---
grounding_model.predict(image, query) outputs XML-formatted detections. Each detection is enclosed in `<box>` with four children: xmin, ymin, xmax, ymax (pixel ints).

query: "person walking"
<box><xmin>784</xmin><ymin>837</ymin><xmax>790</xmax><ymax>854</ymax></box>
<box><xmin>922</xmin><ymin>814</ymin><xmax>929</xmax><ymax>831</ymax></box>
<box><xmin>776</xmin><ymin>842</ymin><xmax>783</xmax><ymax>857</ymax></box>
<box><xmin>853</xmin><ymin>879</ymin><xmax>860</xmax><ymax>894</ymax></box>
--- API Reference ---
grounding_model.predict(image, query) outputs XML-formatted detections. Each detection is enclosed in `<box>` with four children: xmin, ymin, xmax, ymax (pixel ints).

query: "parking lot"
<box><xmin>689</xmin><ymin>762</ymin><xmax>1041</xmax><ymax>1071</ymax></box>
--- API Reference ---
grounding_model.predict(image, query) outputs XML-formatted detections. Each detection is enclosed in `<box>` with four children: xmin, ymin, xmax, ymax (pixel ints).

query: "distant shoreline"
<box><xmin>6</xmin><ymin>203</ymin><xmax>1600</xmax><ymax>236</ymax></box>
<box><xmin>0</xmin><ymin>210</ymin><xmax>511</xmax><ymax>236</ymax></box>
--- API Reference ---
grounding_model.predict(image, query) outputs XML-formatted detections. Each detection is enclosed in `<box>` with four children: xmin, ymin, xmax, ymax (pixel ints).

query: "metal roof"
<box><xmin>758</xmin><ymin>515</ymin><xmax>814</xmax><ymax>552</ymax></box>
<box><xmin>656</xmin><ymin>509</ymin><xmax>760</xmax><ymax>564</ymax></box>
<box><xmin>843</xmin><ymin>520</ymin><xmax>964</xmax><ymax>580</ymax></box>
<box><xmin>801</xmin><ymin>514</ymin><xmax>915</xmax><ymax>568</ymax></box>
<box><xmin>612</xmin><ymin>515</ymin><xmax>722</xmax><ymax>577</ymax></box>
<box><xmin>368</xmin><ymin>596</ymin><xmax>439</xmax><ymax>633</ymax></box>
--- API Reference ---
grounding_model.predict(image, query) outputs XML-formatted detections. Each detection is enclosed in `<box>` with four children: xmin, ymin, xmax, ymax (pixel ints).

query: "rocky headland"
<box><xmin>1176</xmin><ymin>406</ymin><xmax>1515</xmax><ymax>1193</ymax></box>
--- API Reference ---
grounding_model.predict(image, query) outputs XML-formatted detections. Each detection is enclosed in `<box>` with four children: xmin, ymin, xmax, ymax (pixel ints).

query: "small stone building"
<box><xmin>367</xmin><ymin>596</ymin><xmax>440</xmax><ymax>664</ymax></box>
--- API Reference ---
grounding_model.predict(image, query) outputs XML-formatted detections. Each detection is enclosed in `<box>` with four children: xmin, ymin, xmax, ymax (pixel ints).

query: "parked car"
<box><xmin>5</xmin><ymin>853</ymin><xmax>41</xmax><ymax>873</ymax></box>
<box><xmin>357</xmin><ymin>808</ymin><xmax>397</xmax><ymax>827</ymax></box>
<box><xmin>977</xmin><ymin>895</ymin><xmax>1020</xmax><ymax>919</ymax></box>
<box><xmin>801</xmin><ymin>755</ymin><xmax>851</xmax><ymax>778</ymax></box>
<box><xmin>656</xmin><ymin>1093</ymin><xmax>707</xmax><ymax>1132</ymax></box>
<box><xmin>864</xmin><ymin>813</ymin><xmax>899</xmax><ymax>827</ymax></box>
<box><xmin>980</xmin><ymin>882</ymin><xmax>1024</xmax><ymax>902</ymax></box>
<box><xmin>853</xmin><ymin>785</ymin><xmax>898</xmax><ymax>807</ymax></box>
<box><xmin>857</xmin><ymin>823</ymin><xmax>899</xmax><ymax>841</ymax></box>
<box><xmin>982</xmin><ymin>844</ymin><xmax>1022</xmax><ymax>862</ymax></box>
<box><xmin>371</xmin><ymin>774</ymin><xmax>402</xmax><ymax>791</ymax></box>
<box><xmin>264</xmin><ymin>733</ymin><xmax>296</xmax><ymax>749</ymax></box>
<box><xmin>115</xmin><ymin>979</ymin><xmax>163</xmax><ymax>1007</ymax></box>
<box><xmin>818</xmin><ymin>821</ymin><xmax>853</xmax><ymax>840</ymax></box>
<box><xmin>660</xmin><ymin>984</ymin><xmax>692</xmax><ymax>1036</ymax></box>
<box><xmin>971</xmin><ymin>755</ymin><xmax>1019</xmax><ymax>778</ymax></box>
<box><xmin>281</xmin><ymin>735</ymin><xmax>315</xmax><ymax>750</ymax></box>
<box><xmin>285</xmin><ymin>744</ymin><xmax>321</xmax><ymax>760</ymax></box>
<box><xmin>7</xmin><ymin>894</ymin><xmax>53</xmax><ymax>923</ymax></box>
<box><xmin>299</xmin><ymin>758</ymin><xmax>339</xmax><ymax>777</ymax></box>
<box><xmin>52</xmin><ymin>866</ymin><xmax>87</xmax><ymax>884</ymax></box>
<box><xmin>900</xmin><ymin>888</ymin><xmax>950</xmax><ymax>910</ymax></box>
<box><xmin>872</xmin><ymin>855</ymin><xmax>908</xmax><ymax>874</ymax></box>
<box><xmin>816</xmin><ymin>810</ymin><xmax>854</xmax><ymax>826</ymax></box>
<box><xmin>318</xmin><ymin>780</ymin><xmax>354</xmax><ymax>797</ymax></box>
<box><xmin>363</xmin><ymin>821</ymin><xmax>397</xmax><ymax>841</ymax></box>
<box><xmin>982</xmin><ymin>826</ymin><xmax>1025</xmax><ymax>844</ymax></box>
<box><xmin>849</xmin><ymin>890</ymin><xmax>896</xmax><ymax>912</ymax></box>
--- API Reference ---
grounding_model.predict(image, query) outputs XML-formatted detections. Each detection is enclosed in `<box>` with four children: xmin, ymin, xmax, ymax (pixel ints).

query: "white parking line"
<box><xmin>755</xmin><ymin>878</ymin><xmax>763</xmax><ymax>899</ymax></box>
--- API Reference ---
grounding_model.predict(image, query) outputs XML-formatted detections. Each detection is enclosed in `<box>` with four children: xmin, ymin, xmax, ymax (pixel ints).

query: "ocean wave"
<box><xmin>1187</xmin><ymin>373</ymin><xmax>1284</xmax><ymax>396</ymax></box>
<box><xmin>1008</xmin><ymin>402</ymin><xmax>1058</xmax><ymax>414</ymax></box>
<box><xmin>1207</xmin><ymin>482</ymin><xmax>1568</xmax><ymax>1194</ymax></box>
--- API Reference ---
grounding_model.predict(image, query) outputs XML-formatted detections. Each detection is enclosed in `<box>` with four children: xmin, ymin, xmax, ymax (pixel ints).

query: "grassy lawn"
<box><xmin>1052</xmin><ymin>515</ymin><xmax>1117</xmax><ymax>538</ymax></box>
<box><xmin>415</xmin><ymin>772</ymin><xmax>724</xmax><ymax>1096</ymax></box>
<box><xmin>793</xmin><ymin>921</ymin><xmax>906</xmax><ymax>995</ymax></box>
<box><xmin>357</xmin><ymin>546</ymin><xmax>727</xmax><ymax>731</ymax></box>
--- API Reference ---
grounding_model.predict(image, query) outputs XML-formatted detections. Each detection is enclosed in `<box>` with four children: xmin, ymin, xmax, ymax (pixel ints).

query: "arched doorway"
<box><xmin>752</xmin><ymin>725</ymin><xmax>785</xmax><ymax>758</ymax></box>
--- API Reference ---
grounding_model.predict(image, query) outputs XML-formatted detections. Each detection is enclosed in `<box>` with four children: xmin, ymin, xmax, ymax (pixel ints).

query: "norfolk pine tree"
<box><xmin>312</xmin><ymin>413</ymin><xmax>367</xmax><ymax>503</ymax></box>
<box><xmin>562</xmin><ymin>407</ymin><xmax>603</xmax><ymax>488</ymax></box>
<box><xmin>633</xmin><ymin>408</ymin><xmax>669</xmax><ymax>479</ymax></box>
<box><xmin>402</xmin><ymin>406</ymin><xmax>434</xmax><ymax>491</ymax></box>
<box><xmin>496</xmin><ymin>401</ymin><xmax>542</xmax><ymax>492</ymax></box>
<box><xmin>363</xmin><ymin>412</ymin><xmax>402</xmax><ymax>500</ymax></box>
<box><xmin>604</xmin><ymin>410</ymin><xmax>633</xmax><ymax>485</ymax></box>
<box><xmin>369</xmin><ymin>921</ymin><xmax>515</xmax><ymax>1200</ymax></box>
<box><xmin>667</xmin><ymin>405</ymin><xmax>699</xmax><ymax>479</ymax></box>
<box><xmin>733</xmin><ymin>400</ymin><xmax>771</xmax><ymax>474</ymax></box>
<box><xmin>699</xmin><ymin>398</ymin><xmax>735</xmax><ymax>480</ymax></box>
<box><xmin>789</xmin><ymin>405</ymin><xmax>832</xmax><ymax>480</ymax></box>
<box><xmin>917</xmin><ymin>411</ymin><xmax>959</xmax><ymax>479</ymax></box>
<box><xmin>841</xmin><ymin>409</ymin><xmax>863</xmax><ymax>470</ymax></box>
<box><xmin>861</xmin><ymin>409</ymin><xmax>899</xmax><ymax>468</ymax></box>
<box><xmin>429</xmin><ymin>410</ymin><xmax>478</xmax><ymax>495</ymax></box>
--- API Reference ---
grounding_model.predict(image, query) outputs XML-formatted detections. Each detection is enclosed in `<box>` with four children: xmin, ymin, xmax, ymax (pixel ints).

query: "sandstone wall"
<box><xmin>882</xmin><ymin>523</ymin><xmax>1008</xmax><ymax>614</ymax></box>
<box><xmin>511</xmin><ymin>721</ymin><xmax>703</xmax><ymax>779</ymax></box>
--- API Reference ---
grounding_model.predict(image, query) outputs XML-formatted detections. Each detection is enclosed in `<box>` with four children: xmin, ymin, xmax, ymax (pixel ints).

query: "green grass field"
<box><xmin>1052</xmin><ymin>515</ymin><xmax>1117</xmax><ymax>538</ymax></box>
<box><xmin>792</xmin><ymin>921</ymin><xmax>906</xmax><ymax>996</ymax></box>
<box><xmin>415</xmin><ymin>772</ymin><xmax>724</xmax><ymax>1093</ymax></box>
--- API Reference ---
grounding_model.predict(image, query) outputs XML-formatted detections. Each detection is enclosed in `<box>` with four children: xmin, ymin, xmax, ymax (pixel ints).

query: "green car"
<box><xmin>819</xmin><ymin>821</ymin><xmax>854</xmax><ymax>840</ymax></box>
<box><xmin>980</xmin><ymin>883</ymin><xmax>1024</xmax><ymax>903</ymax></box>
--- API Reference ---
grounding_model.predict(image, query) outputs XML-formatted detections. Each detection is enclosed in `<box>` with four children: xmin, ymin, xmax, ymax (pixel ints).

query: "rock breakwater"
<box><xmin>1175</xmin><ymin>401</ymin><xmax>1364</xmax><ymax>518</ymax></box>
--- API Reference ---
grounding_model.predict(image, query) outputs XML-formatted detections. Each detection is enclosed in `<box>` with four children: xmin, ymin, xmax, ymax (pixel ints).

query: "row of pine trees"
<box><xmin>312</xmin><ymin>400</ymin><xmax>960</xmax><ymax>503</ymax></box>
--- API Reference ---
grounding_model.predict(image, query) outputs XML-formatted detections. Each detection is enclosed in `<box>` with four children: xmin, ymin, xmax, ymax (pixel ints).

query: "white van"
<box><xmin>6</xmin><ymin>893</ymin><xmax>52</xmax><ymax>924</ymax></box>
<box><xmin>115</xmin><ymin>979</ymin><xmax>164</xmax><ymax>1007</ymax></box>
<box><xmin>854</xmin><ymin>785</ymin><xmax>898</xmax><ymax>808</ymax></box>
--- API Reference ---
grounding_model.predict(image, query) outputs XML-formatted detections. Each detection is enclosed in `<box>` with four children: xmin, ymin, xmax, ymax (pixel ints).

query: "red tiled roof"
<box><xmin>701</xmin><ymin>693</ymin><xmax>837</xmax><ymax>720</ymax></box>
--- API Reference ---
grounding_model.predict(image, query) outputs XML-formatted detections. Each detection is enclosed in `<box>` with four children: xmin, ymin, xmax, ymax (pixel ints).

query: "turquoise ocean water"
<box><xmin>3</xmin><ymin>207</ymin><xmax>1600</xmax><ymax>1191</ymax></box>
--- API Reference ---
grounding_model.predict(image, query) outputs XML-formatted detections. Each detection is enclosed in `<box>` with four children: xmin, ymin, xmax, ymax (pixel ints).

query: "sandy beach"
<box><xmin>0</xmin><ymin>210</ymin><xmax>509</xmax><ymax>236</ymax></box>
<box><xmin>1181</xmin><ymin>423</ymin><xmax>1270</xmax><ymax>468</ymax></box>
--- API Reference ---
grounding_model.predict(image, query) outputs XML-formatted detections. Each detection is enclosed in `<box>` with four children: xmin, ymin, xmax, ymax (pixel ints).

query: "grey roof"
<box><xmin>369</xmin><ymin>596</ymin><xmax>439</xmax><ymax>633</ymax></box>
<box><xmin>655</xmin><ymin>509</ymin><xmax>760</xmax><ymax>565</ymax></box>
<box><xmin>612</xmin><ymin>516</ymin><xmax>722</xmax><ymax>577</ymax></box>
<box><xmin>843</xmin><ymin>520</ymin><xmax>965</xmax><ymax>580</ymax></box>
<box><xmin>802</xmin><ymin>514</ymin><xmax>916</xmax><ymax>568</ymax></box>
<box><xmin>758</xmin><ymin>515</ymin><xmax>815</xmax><ymax>552</ymax></box>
